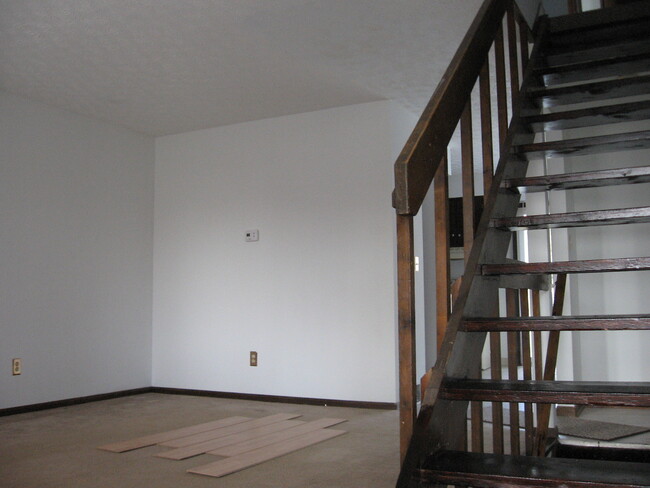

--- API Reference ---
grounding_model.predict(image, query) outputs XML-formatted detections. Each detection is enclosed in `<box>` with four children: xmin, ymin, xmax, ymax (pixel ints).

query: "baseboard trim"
<box><xmin>0</xmin><ymin>387</ymin><xmax>153</xmax><ymax>417</ymax></box>
<box><xmin>151</xmin><ymin>387</ymin><xmax>397</xmax><ymax>410</ymax></box>
<box><xmin>0</xmin><ymin>386</ymin><xmax>396</xmax><ymax>416</ymax></box>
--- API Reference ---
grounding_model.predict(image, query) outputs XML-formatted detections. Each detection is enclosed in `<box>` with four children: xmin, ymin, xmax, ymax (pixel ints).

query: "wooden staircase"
<box><xmin>393</xmin><ymin>1</ymin><xmax>650</xmax><ymax>487</ymax></box>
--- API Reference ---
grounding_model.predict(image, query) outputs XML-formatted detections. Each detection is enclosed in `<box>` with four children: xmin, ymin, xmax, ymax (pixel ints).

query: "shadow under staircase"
<box><xmin>393</xmin><ymin>1</ymin><xmax>650</xmax><ymax>487</ymax></box>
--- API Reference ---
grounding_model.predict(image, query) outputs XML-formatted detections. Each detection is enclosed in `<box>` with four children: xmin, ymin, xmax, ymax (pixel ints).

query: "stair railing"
<box><xmin>394</xmin><ymin>0</ymin><xmax>533</xmax><ymax>464</ymax></box>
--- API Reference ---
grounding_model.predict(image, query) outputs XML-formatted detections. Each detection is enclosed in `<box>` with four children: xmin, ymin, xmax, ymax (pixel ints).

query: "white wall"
<box><xmin>0</xmin><ymin>92</ymin><xmax>155</xmax><ymax>409</ymax></box>
<box><xmin>565</xmin><ymin>121</ymin><xmax>650</xmax><ymax>382</ymax></box>
<box><xmin>153</xmin><ymin>101</ymin><xmax>414</xmax><ymax>403</ymax></box>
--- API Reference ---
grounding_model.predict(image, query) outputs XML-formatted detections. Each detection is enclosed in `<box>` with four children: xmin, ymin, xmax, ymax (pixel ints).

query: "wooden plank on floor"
<box><xmin>187</xmin><ymin>429</ymin><xmax>347</xmax><ymax>478</ymax></box>
<box><xmin>159</xmin><ymin>413</ymin><xmax>302</xmax><ymax>448</ymax></box>
<box><xmin>155</xmin><ymin>420</ymin><xmax>305</xmax><ymax>460</ymax></box>
<box><xmin>210</xmin><ymin>418</ymin><xmax>347</xmax><ymax>457</ymax></box>
<box><xmin>97</xmin><ymin>416</ymin><xmax>252</xmax><ymax>452</ymax></box>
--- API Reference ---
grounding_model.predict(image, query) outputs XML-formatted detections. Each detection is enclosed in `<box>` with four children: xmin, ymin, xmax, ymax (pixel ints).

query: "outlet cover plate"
<box><xmin>12</xmin><ymin>358</ymin><xmax>21</xmax><ymax>375</ymax></box>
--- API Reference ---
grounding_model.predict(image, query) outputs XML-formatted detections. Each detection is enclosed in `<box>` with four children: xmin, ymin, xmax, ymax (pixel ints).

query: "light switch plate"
<box><xmin>245</xmin><ymin>230</ymin><xmax>259</xmax><ymax>242</ymax></box>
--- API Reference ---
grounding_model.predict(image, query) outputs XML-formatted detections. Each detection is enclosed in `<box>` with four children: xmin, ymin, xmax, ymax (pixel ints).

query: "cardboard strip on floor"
<box><xmin>97</xmin><ymin>416</ymin><xmax>252</xmax><ymax>452</ymax></box>
<box><xmin>210</xmin><ymin>417</ymin><xmax>347</xmax><ymax>457</ymax></box>
<box><xmin>155</xmin><ymin>419</ymin><xmax>306</xmax><ymax>460</ymax></box>
<box><xmin>187</xmin><ymin>428</ymin><xmax>347</xmax><ymax>478</ymax></box>
<box><xmin>159</xmin><ymin>413</ymin><xmax>301</xmax><ymax>448</ymax></box>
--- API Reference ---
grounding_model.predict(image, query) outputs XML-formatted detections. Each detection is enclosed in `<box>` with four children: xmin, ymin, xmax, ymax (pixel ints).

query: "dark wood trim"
<box><xmin>0</xmin><ymin>387</ymin><xmax>152</xmax><ymax>417</ymax></box>
<box><xmin>150</xmin><ymin>387</ymin><xmax>396</xmax><ymax>410</ymax></box>
<box><xmin>0</xmin><ymin>387</ymin><xmax>397</xmax><ymax>418</ymax></box>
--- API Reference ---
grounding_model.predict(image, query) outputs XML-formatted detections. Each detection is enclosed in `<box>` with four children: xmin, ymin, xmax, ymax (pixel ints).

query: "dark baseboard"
<box><xmin>150</xmin><ymin>387</ymin><xmax>397</xmax><ymax>410</ymax></box>
<box><xmin>0</xmin><ymin>387</ymin><xmax>153</xmax><ymax>417</ymax></box>
<box><xmin>0</xmin><ymin>386</ymin><xmax>396</xmax><ymax>416</ymax></box>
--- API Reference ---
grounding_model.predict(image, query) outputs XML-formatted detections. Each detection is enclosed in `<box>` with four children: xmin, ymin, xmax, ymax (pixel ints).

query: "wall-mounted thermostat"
<box><xmin>245</xmin><ymin>229</ymin><xmax>259</xmax><ymax>242</ymax></box>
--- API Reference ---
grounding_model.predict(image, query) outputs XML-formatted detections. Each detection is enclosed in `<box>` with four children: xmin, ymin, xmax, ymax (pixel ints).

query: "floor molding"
<box><xmin>0</xmin><ymin>387</ymin><xmax>152</xmax><ymax>417</ymax></box>
<box><xmin>1</xmin><ymin>387</ymin><xmax>396</xmax><ymax>416</ymax></box>
<box><xmin>151</xmin><ymin>387</ymin><xmax>397</xmax><ymax>410</ymax></box>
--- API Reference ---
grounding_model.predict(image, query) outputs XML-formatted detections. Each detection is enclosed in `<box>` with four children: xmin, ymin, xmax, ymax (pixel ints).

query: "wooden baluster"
<box><xmin>461</xmin><ymin>100</ymin><xmax>475</xmax><ymax>260</ymax></box>
<box><xmin>532</xmin><ymin>290</ymin><xmax>543</xmax><ymax>381</ymax></box>
<box><xmin>534</xmin><ymin>273</ymin><xmax>568</xmax><ymax>456</ymax></box>
<box><xmin>506</xmin><ymin>288</ymin><xmax>520</xmax><ymax>455</ymax></box>
<box><xmin>480</xmin><ymin>59</ymin><xmax>494</xmax><ymax>195</ymax></box>
<box><xmin>494</xmin><ymin>24</ymin><xmax>509</xmax><ymax>147</ymax></box>
<box><xmin>434</xmin><ymin>155</ymin><xmax>451</xmax><ymax>349</ymax></box>
<box><xmin>520</xmin><ymin>290</ymin><xmax>534</xmax><ymax>455</ymax></box>
<box><xmin>490</xmin><ymin>330</ymin><xmax>504</xmax><ymax>454</ymax></box>
<box><xmin>568</xmin><ymin>0</ymin><xmax>581</xmax><ymax>14</ymax></box>
<box><xmin>507</xmin><ymin>4</ymin><xmax>520</xmax><ymax>110</ymax></box>
<box><xmin>517</xmin><ymin>9</ymin><xmax>529</xmax><ymax>70</ymax></box>
<box><xmin>396</xmin><ymin>215</ymin><xmax>416</xmax><ymax>464</ymax></box>
<box><xmin>461</xmin><ymin>98</ymin><xmax>483</xmax><ymax>452</ymax></box>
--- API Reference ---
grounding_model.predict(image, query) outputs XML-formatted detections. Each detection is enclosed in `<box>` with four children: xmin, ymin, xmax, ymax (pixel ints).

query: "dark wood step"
<box><xmin>503</xmin><ymin>166</ymin><xmax>650</xmax><ymax>192</ymax></box>
<box><xmin>544</xmin><ymin>33</ymin><xmax>650</xmax><ymax>67</ymax></box>
<box><xmin>549</xmin><ymin>2</ymin><xmax>650</xmax><ymax>34</ymax></box>
<box><xmin>528</xmin><ymin>74</ymin><xmax>650</xmax><ymax>107</ymax></box>
<box><xmin>547</xmin><ymin>20</ymin><xmax>650</xmax><ymax>53</ymax></box>
<box><xmin>417</xmin><ymin>450</ymin><xmax>650</xmax><ymax>488</ymax></box>
<box><xmin>461</xmin><ymin>314</ymin><xmax>650</xmax><ymax>332</ymax></box>
<box><xmin>491</xmin><ymin>207</ymin><xmax>650</xmax><ymax>231</ymax></box>
<box><xmin>522</xmin><ymin>101</ymin><xmax>650</xmax><ymax>132</ymax></box>
<box><xmin>515</xmin><ymin>131</ymin><xmax>650</xmax><ymax>160</ymax></box>
<box><xmin>535</xmin><ymin>52</ymin><xmax>650</xmax><ymax>86</ymax></box>
<box><xmin>440</xmin><ymin>379</ymin><xmax>650</xmax><ymax>406</ymax></box>
<box><xmin>481</xmin><ymin>257</ymin><xmax>650</xmax><ymax>276</ymax></box>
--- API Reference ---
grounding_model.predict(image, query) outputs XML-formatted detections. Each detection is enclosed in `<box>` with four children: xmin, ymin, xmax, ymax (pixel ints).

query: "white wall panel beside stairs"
<box><xmin>153</xmin><ymin>101</ymin><xmax>416</xmax><ymax>403</ymax></box>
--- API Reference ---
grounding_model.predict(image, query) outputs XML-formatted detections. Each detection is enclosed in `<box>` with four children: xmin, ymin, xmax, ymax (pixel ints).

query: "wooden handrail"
<box><xmin>393</xmin><ymin>0</ymin><xmax>509</xmax><ymax>216</ymax></box>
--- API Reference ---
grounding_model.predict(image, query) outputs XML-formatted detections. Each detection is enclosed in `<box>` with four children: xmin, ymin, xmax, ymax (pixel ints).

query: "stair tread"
<box><xmin>418</xmin><ymin>450</ymin><xmax>650</xmax><ymax>488</ymax></box>
<box><xmin>514</xmin><ymin>130</ymin><xmax>650</xmax><ymax>160</ymax></box>
<box><xmin>534</xmin><ymin>52</ymin><xmax>650</xmax><ymax>86</ymax></box>
<box><xmin>527</xmin><ymin>73</ymin><xmax>650</xmax><ymax>107</ymax></box>
<box><xmin>491</xmin><ymin>206</ymin><xmax>650</xmax><ymax>231</ymax></box>
<box><xmin>481</xmin><ymin>257</ymin><xmax>650</xmax><ymax>275</ymax></box>
<box><xmin>549</xmin><ymin>2</ymin><xmax>650</xmax><ymax>34</ymax></box>
<box><xmin>461</xmin><ymin>314</ymin><xmax>650</xmax><ymax>332</ymax></box>
<box><xmin>544</xmin><ymin>34</ymin><xmax>650</xmax><ymax>67</ymax></box>
<box><xmin>503</xmin><ymin>166</ymin><xmax>650</xmax><ymax>192</ymax></box>
<box><xmin>440</xmin><ymin>379</ymin><xmax>650</xmax><ymax>406</ymax></box>
<box><xmin>523</xmin><ymin>100</ymin><xmax>650</xmax><ymax>132</ymax></box>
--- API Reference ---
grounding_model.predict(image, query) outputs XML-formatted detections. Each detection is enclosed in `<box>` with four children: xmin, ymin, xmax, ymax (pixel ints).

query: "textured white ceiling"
<box><xmin>0</xmin><ymin>0</ymin><xmax>482</xmax><ymax>136</ymax></box>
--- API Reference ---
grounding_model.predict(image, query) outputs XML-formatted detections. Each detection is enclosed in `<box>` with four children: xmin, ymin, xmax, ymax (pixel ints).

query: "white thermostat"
<box><xmin>245</xmin><ymin>229</ymin><xmax>259</xmax><ymax>242</ymax></box>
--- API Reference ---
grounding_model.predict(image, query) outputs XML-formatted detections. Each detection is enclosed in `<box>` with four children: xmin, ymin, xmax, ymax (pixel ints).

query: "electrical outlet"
<box><xmin>250</xmin><ymin>351</ymin><xmax>258</xmax><ymax>367</ymax></box>
<box><xmin>12</xmin><ymin>358</ymin><xmax>21</xmax><ymax>375</ymax></box>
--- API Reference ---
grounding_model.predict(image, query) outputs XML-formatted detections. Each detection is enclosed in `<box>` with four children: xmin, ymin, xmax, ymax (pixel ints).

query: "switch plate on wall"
<box><xmin>245</xmin><ymin>230</ymin><xmax>259</xmax><ymax>242</ymax></box>
<box><xmin>250</xmin><ymin>351</ymin><xmax>258</xmax><ymax>367</ymax></box>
